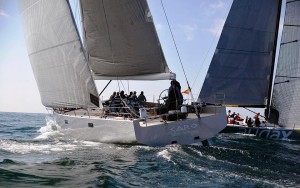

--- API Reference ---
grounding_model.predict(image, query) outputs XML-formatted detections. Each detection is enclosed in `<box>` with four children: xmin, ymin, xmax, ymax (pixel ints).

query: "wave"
<box><xmin>0</xmin><ymin>167</ymin><xmax>68</xmax><ymax>187</ymax></box>
<box><xmin>0</xmin><ymin>159</ymin><xmax>25</xmax><ymax>165</ymax></box>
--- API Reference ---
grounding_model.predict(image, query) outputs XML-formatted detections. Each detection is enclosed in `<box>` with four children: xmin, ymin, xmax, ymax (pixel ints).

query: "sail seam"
<box><xmin>20</xmin><ymin>0</ymin><xmax>42</xmax><ymax>15</ymax></box>
<box><xmin>225</xmin><ymin>25</ymin><xmax>276</xmax><ymax>33</ymax></box>
<box><xmin>101</xmin><ymin>0</ymin><xmax>118</xmax><ymax>81</ymax></box>
<box><xmin>28</xmin><ymin>39</ymin><xmax>79</xmax><ymax>56</ymax></box>
<box><xmin>210</xmin><ymin>77</ymin><xmax>267</xmax><ymax>81</ymax></box>
<box><xmin>217</xmin><ymin>48</ymin><xmax>271</xmax><ymax>55</ymax></box>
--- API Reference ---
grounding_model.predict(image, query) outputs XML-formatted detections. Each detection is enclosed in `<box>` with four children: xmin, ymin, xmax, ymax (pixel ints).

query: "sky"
<box><xmin>0</xmin><ymin>0</ymin><xmax>45</xmax><ymax>113</ymax></box>
<box><xmin>0</xmin><ymin>0</ymin><xmax>272</xmax><ymax>119</ymax></box>
<box><xmin>1</xmin><ymin>0</ymin><xmax>235</xmax><ymax>114</ymax></box>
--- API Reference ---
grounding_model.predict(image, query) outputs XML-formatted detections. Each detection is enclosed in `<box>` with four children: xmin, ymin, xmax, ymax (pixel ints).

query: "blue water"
<box><xmin>0</xmin><ymin>112</ymin><xmax>299</xmax><ymax>188</ymax></box>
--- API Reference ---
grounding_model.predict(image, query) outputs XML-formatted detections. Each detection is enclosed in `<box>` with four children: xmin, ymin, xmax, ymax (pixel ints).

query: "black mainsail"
<box><xmin>199</xmin><ymin>0</ymin><xmax>282</xmax><ymax>107</ymax></box>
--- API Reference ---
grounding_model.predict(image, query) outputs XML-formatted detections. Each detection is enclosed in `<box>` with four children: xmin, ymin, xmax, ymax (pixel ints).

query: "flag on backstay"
<box><xmin>182</xmin><ymin>88</ymin><xmax>190</xmax><ymax>94</ymax></box>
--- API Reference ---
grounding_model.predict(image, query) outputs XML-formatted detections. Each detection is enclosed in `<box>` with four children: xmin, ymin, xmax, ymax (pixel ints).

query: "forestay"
<box><xmin>271</xmin><ymin>0</ymin><xmax>300</xmax><ymax>128</ymax></box>
<box><xmin>80</xmin><ymin>0</ymin><xmax>175</xmax><ymax>80</ymax></box>
<box><xmin>19</xmin><ymin>0</ymin><xmax>99</xmax><ymax>108</ymax></box>
<box><xmin>199</xmin><ymin>0</ymin><xmax>281</xmax><ymax>107</ymax></box>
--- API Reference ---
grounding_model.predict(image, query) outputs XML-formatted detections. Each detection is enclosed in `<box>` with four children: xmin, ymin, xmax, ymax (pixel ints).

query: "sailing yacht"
<box><xmin>199</xmin><ymin>0</ymin><xmax>300</xmax><ymax>140</ymax></box>
<box><xmin>18</xmin><ymin>0</ymin><xmax>227</xmax><ymax>146</ymax></box>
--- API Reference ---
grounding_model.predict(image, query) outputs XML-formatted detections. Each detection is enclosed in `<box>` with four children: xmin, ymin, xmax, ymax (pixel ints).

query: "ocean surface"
<box><xmin>0</xmin><ymin>112</ymin><xmax>299</xmax><ymax>188</ymax></box>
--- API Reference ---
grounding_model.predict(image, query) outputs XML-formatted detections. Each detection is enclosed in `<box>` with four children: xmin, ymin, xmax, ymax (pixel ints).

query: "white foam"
<box><xmin>206</xmin><ymin>155</ymin><xmax>216</xmax><ymax>160</ymax></box>
<box><xmin>35</xmin><ymin>131</ymin><xmax>62</xmax><ymax>140</ymax></box>
<box><xmin>0</xmin><ymin>139</ymin><xmax>82</xmax><ymax>154</ymax></box>
<box><xmin>189</xmin><ymin>163</ymin><xmax>208</xmax><ymax>172</ymax></box>
<box><xmin>157</xmin><ymin>149</ymin><xmax>171</xmax><ymax>161</ymax></box>
<box><xmin>136</xmin><ymin>145</ymin><xmax>152</xmax><ymax>150</ymax></box>
<box><xmin>81</xmin><ymin>141</ymin><xmax>101</xmax><ymax>147</ymax></box>
<box><xmin>34</xmin><ymin>116</ymin><xmax>64</xmax><ymax>140</ymax></box>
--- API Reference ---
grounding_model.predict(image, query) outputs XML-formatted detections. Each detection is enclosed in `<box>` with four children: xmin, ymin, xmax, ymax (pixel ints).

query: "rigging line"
<box><xmin>119</xmin><ymin>80</ymin><xmax>128</xmax><ymax>93</ymax></box>
<box><xmin>99</xmin><ymin>80</ymin><xmax>112</xmax><ymax>96</ymax></box>
<box><xmin>127</xmin><ymin>80</ymin><xmax>129</xmax><ymax>95</ymax></box>
<box><xmin>243</xmin><ymin>107</ymin><xmax>266</xmax><ymax>119</ymax></box>
<box><xmin>160</xmin><ymin>0</ymin><xmax>189</xmax><ymax>86</ymax></box>
<box><xmin>191</xmin><ymin>0</ymin><xmax>232</xmax><ymax>91</ymax></box>
<box><xmin>117</xmin><ymin>80</ymin><xmax>121</xmax><ymax>93</ymax></box>
<box><xmin>160</xmin><ymin>0</ymin><xmax>199</xmax><ymax>117</ymax></box>
<box><xmin>191</xmin><ymin>32</ymin><xmax>220</xmax><ymax>90</ymax></box>
<box><xmin>117</xmin><ymin>80</ymin><xmax>130</xmax><ymax>94</ymax></box>
<box><xmin>120</xmin><ymin>98</ymin><xmax>139</xmax><ymax>118</ymax></box>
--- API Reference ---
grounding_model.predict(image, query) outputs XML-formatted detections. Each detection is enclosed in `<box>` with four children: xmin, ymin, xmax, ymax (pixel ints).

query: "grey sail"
<box><xmin>19</xmin><ymin>0</ymin><xmax>99</xmax><ymax>108</ymax></box>
<box><xmin>80</xmin><ymin>0</ymin><xmax>175</xmax><ymax>80</ymax></box>
<box><xmin>199</xmin><ymin>0</ymin><xmax>281</xmax><ymax>107</ymax></box>
<box><xmin>271</xmin><ymin>0</ymin><xmax>300</xmax><ymax>128</ymax></box>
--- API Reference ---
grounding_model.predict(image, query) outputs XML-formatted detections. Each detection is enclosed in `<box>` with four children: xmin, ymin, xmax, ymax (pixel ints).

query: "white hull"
<box><xmin>55</xmin><ymin>106</ymin><xmax>227</xmax><ymax>146</ymax></box>
<box><xmin>55</xmin><ymin>114</ymin><xmax>137</xmax><ymax>144</ymax></box>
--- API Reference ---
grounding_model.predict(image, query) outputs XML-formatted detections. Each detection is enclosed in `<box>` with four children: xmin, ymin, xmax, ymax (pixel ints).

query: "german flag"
<box><xmin>182</xmin><ymin>88</ymin><xmax>190</xmax><ymax>94</ymax></box>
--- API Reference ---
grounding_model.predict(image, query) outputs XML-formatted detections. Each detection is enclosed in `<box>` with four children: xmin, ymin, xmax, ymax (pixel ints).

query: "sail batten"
<box><xmin>19</xmin><ymin>0</ymin><xmax>99</xmax><ymax>109</ymax></box>
<box><xmin>199</xmin><ymin>0</ymin><xmax>281</xmax><ymax>107</ymax></box>
<box><xmin>216</xmin><ymin>48</ymin><xmax>272</xmax><ymax>54</ymax></box>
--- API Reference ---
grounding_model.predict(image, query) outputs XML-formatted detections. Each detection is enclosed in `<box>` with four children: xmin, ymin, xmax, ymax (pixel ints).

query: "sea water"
<box><xmin>0</xmin><ymin>112</ymin><xmax>299</xmax><ymax>188</ymax></box>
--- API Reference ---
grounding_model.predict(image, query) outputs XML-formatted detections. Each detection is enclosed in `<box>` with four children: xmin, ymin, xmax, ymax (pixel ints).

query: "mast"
<box><xmin>266</xmin><ymin>0</ymin><xmax>283</xmax><ymax>117</ymax></box>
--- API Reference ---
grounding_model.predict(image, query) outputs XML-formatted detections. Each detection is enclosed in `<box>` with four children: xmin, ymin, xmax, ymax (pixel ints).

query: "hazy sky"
<box><xmin>1</xmin><ymin>0</ymin><xmax>235</xmax><ymax>113</ymax></box>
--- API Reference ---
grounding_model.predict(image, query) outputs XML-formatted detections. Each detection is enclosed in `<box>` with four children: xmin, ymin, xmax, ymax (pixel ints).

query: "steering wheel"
<box><xmin>158</xmin><ymin>89</ymin><xmax>169</xmax><ymax>105</ymax></box>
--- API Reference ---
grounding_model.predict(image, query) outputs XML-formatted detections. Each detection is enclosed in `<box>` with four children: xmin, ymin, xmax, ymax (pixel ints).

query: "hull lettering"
<box><xmin>257</xmin><ymin>129</ymin><xmax>293</xmax><ymax>140</ymax></box>
<box><xmin>170</xmin><ymin>123</ymin><xmax>198</xmax><ymax>132</ymax></box>
<box><xmin>236</xmin><ymin>127</ymin><xmax>293</xmax><ymax>140</ymax></box>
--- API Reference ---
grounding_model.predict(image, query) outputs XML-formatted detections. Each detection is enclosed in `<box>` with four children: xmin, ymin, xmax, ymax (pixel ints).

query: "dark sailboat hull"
<box><xmin>221</xmin><ymin>125</ymin><xmax>300</xmax><ymax>140</ymax></box>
